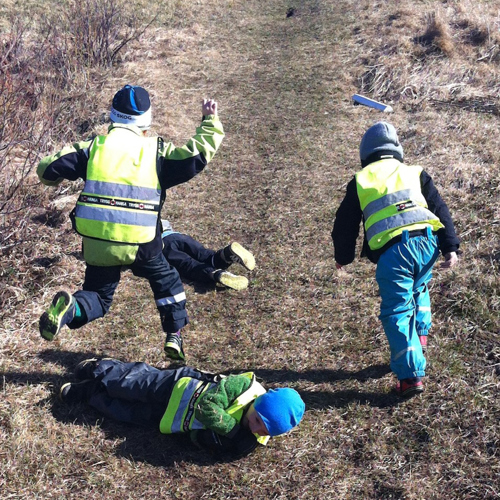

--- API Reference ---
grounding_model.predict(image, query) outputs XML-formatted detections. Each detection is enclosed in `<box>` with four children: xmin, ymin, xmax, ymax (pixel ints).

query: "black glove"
<box><xmin>191</xmin><ymin>430</ymin><xmax>234</xmax><ymax>453</ymax></box>
<box><xmin>231</xmin><ymin>426</ymin><xmax>258</xmax><ymax>457</ymax></box>
<box><xmin>191</xmin><ymin>427</ymin><xmax>258</xmax><ymax>456</ymax></box>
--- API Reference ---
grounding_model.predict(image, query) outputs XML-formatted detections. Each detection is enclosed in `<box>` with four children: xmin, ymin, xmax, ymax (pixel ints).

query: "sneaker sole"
<box><xmin>219</xmin><ymin>273</ymin><xmax>249</xmax><ymax>291</ymax></box>
<box><xmin>164</xmin><ymin>345</ymin><xmax>186</xmax><ymax>361</ymax></box>
<box><xmin>402</xmin><ymin>386</ymin><xmax>424</xmax><ymax>398</ymax></box>
<box><xmin>230</xmin><ymin>242</ymin><xmax>256</xmax><ymax>271</ymax></box>
<box><xmin>164</xmin><ymin>342</ymin><xmax>186</xmax><ymax>361</ymax></box>
<box><xmin>59</xmin><ymin>382</ymin><xmax>73</xmax><ymax>401</ymax></box>
<box><xmin>59</xmin><ymin>380</ymin><xmax>95</xmax><ymax>402</ymax></box>
<box><xmin>39</xmin><ymin>291</ymin><xmax>74</xmax><ymax>341</ymax></box>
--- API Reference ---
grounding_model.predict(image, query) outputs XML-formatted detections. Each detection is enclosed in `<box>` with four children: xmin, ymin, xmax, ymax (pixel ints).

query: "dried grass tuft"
<box><xmin>416</xmin><ymin>12</ymin><xmax>455</xmax><ymax>57</ymax></box>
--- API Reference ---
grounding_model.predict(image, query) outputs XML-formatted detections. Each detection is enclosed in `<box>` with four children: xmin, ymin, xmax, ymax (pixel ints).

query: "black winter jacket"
<box><xmin>332</xmin><ymin>159</ymin><xmax>460</xmax><ymax>265</ymax></box>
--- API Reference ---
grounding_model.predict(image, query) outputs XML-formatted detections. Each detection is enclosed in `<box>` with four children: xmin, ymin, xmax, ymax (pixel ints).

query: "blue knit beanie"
<box><xmin>359</xmin><ymin>121</ymin><xmax>404</xmax><ymax>163</ymax></box>
<box><xmin>110</xmin><ymin>85</ymin><xmax>152</xmax><ymax>129</ymax></box>
<box><xmin>254</xmin><ymin>388</ymin><xmax>305</xmax><ymax>436</ymax></box>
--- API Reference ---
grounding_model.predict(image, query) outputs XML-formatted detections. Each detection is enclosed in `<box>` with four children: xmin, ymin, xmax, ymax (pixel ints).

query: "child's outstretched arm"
<box><xmin>421</xmin><ymin>171</ymin><xmax>460</xmax><ymax>260</ymax></box>
<box><xmin>37</xmin><ymin>140</ymin><xmax>92</xmax><ymax>186</ymax></box>
<box><xmin>159</xmin><ymin>99</ymin><xmax>224</xmax><ymax>189</ymax></box>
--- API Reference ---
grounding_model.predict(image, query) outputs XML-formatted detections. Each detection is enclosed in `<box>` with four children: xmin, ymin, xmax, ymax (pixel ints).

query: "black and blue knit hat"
<box><xmin>110</xmin><ymin>85</ymin><xmax>152</xmax><ymax>129</ymax></box>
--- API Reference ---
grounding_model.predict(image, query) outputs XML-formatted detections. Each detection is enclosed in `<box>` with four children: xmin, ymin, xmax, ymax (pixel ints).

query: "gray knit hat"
<box><xmin>359</xmin><ymin>122</ymin><xmax>403</xmax><ymax>163</ymax></box>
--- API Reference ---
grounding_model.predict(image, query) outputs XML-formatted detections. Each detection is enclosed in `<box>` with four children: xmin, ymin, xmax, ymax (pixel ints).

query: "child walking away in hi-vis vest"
<box><xmin>332</xmin><ymin>122</ymin><xmax>459</xmax><ymax>397</ymax></box>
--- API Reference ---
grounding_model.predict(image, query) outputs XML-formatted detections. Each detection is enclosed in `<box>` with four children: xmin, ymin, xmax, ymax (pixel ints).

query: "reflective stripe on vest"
<box><xmin>80</xmin><ymin>179</ymin><xmax>161</xmax><ymax>202</ymax></box>
<box><xmin>159</xmin><ymin>372</ymin><xmax>270</xmax><ymax>445</ymax></box>
<box><xmin>362</xmin><ymin>188</ymin><xmax>426</xmax><ymax>220</ymax></box>
<box><xmin>74</xmin><ymin>130</ymin><xmax>161</xmax><ymax>244</ymax></box>
<box><xmin>355</xmin><ymin>159</ymin><xmax>444</xmax><ymax>250</ymax></box>
<box><xmin>162</xmin><ymin>377</ymin><xmax>216</xmax><ymax>434</ymax></box>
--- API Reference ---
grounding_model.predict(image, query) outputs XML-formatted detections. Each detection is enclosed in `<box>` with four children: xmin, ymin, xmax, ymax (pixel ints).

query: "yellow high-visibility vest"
<box><xmin>355</xmin><ymin>158</ymin><xmax>444</xmax><ymax>250</ymax></box>
<box><xmin>159</xmin><ymin>372</ymin><xmax>270</xmax><ymax>445</ymax></box>
<box><xmin>74</xmin><ymin>128</ymin><xmax>161</xmax><ymax>244</ymax></box>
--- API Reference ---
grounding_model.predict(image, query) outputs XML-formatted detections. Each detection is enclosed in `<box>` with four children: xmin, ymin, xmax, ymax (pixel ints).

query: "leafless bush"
<box><xmin>0</xmin><ymin>0</ymin><xmax>158</xmax><ymax>250</ymax></box>
<box><xmin>44</xmin><ymin>0</ymin><xmax>158</xmax><ymax>82</ymax></box>
<box><xmin>0</xmin><ymin>20</ymin><xmax>52</xmax><ymax>249</ymax></box>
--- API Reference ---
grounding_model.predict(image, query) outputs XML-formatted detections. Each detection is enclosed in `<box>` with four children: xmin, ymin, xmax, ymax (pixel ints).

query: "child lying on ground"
<box><xmin>161</xmin><ymin>220</ymin><xmax>255</xmax><ymax>291</ymax></box>
<box><xmin>60</xmin><ymin>358</ymin><xmax>305</xmax><ymax>457</ymax></box>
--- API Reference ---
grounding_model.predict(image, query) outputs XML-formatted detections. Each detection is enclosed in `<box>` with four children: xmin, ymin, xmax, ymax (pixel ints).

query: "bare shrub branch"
<box><xmin>44</xmin><ymin>0</ymin><xmax>159</xmax><ymax>71</ymax></box>
<box><xmin>0</xmin><ymin>0</ymin><xmax>159</xmax><ymax>249</ymax></box>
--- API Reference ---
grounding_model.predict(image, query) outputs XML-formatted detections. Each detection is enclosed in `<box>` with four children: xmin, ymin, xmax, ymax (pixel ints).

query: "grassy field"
<box><xmin>1</xmin><ymin>0</ymin><xmax>499</xmax><ymax>498</ymax></box>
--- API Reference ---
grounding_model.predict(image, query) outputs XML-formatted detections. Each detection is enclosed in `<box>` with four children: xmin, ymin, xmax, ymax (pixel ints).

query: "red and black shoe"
<box><xmin>395</xmin><ymin>377</ymin><xmax>424</xmax><ymax>398</ymax></box>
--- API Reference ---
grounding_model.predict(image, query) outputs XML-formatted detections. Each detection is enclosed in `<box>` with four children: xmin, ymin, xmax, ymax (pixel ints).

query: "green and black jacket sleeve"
<box><xmin>158</xmin><ymin>114</ymin><xmax>225</xmax><ymax>189</ymax></box>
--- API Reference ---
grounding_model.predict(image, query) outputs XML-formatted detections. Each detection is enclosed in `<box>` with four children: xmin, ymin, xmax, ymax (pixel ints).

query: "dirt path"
<box><xmin>102</xmin><ymin>0</ymin><xmax>366</xmax><ymax>369</ymax></box>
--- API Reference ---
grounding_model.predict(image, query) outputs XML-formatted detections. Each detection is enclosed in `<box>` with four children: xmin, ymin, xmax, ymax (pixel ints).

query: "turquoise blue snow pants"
<box><xmin>375</xmin><ymin>227</ymin><xmax>439</xmax><ymax>380</ymax></box>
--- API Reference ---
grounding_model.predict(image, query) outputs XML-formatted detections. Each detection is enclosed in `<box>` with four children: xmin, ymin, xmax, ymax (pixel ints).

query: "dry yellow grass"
<box><xmin>1</xmin><ymin>0</ymin><xmax>499</xmax><ymax>499</ymax></box>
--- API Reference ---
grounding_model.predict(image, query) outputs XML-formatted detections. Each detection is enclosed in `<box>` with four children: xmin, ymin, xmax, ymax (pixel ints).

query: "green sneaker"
<box><xmin>224</xmin><ymin>242</ymin><xmax>256</xmax><ymax>271</ymax></box>
<box><xmin>214</xmin><ymin>270</ymin><xmax>249</xmax><ymax>291</ymax></box>
<box><xmin>164</xmin><ymin>331</ymin><xmax>186</xmax><ymax>361</ymax></box>
<box><xmin>39</xmin><ymin>291</ymin><xmax>76</xmax><ymax>341</ymax></box>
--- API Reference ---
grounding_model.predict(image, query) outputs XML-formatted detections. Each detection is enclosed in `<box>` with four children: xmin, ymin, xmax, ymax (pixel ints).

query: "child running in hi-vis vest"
<box><xmin>59</xmin><ymin>358</ymin><xmax>305</xmax><ymax>457</ymax></box>
<box><xmin>37</xmin><ymin>85</ymin><xmax>224</xmax><ymax>361</ymax></box>
<box><xmin>332</xmin><ymin>122</ymin><xmax>459</xmax><ymax>397</ymax></box>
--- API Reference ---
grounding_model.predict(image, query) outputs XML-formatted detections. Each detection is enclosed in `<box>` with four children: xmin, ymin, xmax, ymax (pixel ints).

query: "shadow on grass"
<box><xmin>250</xmin><ymin>364</ymin><xmax>392</xmax><ymax>384</ymax></box>
<box><xmin>298</xmin><ymin>389</ymin><xmax>401</xmax><ymax>410</ymax></box>
<box><xmin>49</xmin><ymin>400</ymin><xmax>238</xmax><ymax>467</ymax></box>
<box><xmin>180</xmin><ymin>277</ymin><xmax>215</xmax><ymax>294</ymax></box>
<box><xmin>37</xmin><ymin>348</ymin><xmax>102</xmax><ymax>370</ymax></box>
<box><xmin>2</xmin><ymin>349</ymin><xmax>399</xmax><ymax>466</ymax></box>
<box><xmin>181</xmin><ymin>278</ymin><xmax>237</xmax><ymax>295</ymax></box>
<box><xmin>0</xmin><ymin>349</ymin><xmax>99</xmax><ymax>387</ymax></box>
<box><xmin>246</xmin><ymin>365</ymin><xmax>400</xmax><ymax>409</ymax></box>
